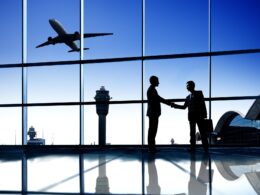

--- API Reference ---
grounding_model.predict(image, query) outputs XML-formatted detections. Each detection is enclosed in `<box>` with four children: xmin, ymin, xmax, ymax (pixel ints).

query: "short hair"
<box><xmin>187</xmin><ymin>80</ymin><xmax>195</xmax><ymax>88</ymax></box>
<box><xmin>149</xmin><ymin>75</ymin><xmax>158</xmax><ymax>84</ymax></box>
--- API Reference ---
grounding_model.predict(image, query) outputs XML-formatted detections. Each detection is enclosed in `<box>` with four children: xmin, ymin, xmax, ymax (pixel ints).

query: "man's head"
<box><xmin>186</xmin><ymin>80</ymin><xmax>195</xmax><ymax>92</ymax></box>
<box><xmin>150</xmin><ymin>75</ymin><xmax>159</xmax><ymax>87</ymax></box>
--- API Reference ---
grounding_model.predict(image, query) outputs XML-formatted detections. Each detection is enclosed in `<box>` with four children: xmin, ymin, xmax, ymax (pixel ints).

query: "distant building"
<box><xmin>212</xmin><ymin>97</ymin><xmax>260</xmax><ymax>145</ymax></box>
<box><xmin>27</xmin><ymin>126</ymin><xmax>45</xmax><ymax>145</ymax></box>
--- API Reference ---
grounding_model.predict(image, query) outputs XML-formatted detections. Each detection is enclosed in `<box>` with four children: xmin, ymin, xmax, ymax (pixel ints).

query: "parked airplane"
<box><xmin>36</xmin><ymin>19</ymin><xmax>113</xmax><ymax>52</ymax></box>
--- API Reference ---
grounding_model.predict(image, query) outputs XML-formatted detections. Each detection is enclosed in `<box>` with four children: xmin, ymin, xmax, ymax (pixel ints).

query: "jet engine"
<box><xmin>74</xmin><ymin>31</ymin><xmax>80</xmax><ymax>39</ymax></box>
<box><xmin>48</xmin><ymin>37</ymin><xmax>54</xmax><ymax>45</ymax></box>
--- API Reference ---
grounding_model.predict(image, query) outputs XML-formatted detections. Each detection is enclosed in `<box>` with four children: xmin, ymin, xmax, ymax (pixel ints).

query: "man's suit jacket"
<box><xmin>174</xmin><ymin>90</ymin><xmax>207</xmax><ymax>121</ymax></box>
<box><xmin>146</xmin><ymin>85</ymin><xmax>167</xmax><ymax>117</ymax></box>
<box><xmin>185</xmin><ymin>90</ymin><xmax>207</xmax><ymax>121</ymax></box>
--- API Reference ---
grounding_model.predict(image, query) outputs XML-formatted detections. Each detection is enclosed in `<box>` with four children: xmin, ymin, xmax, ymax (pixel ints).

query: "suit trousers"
<box><xmin>189</xmin><ymin>119</ymin><xmax>209</xmax><ymax>151</ymax></box>
<box><xmin>148</xmin><ymin>116</ymin><xmax>159</xmax><ymax>150</ymax></box>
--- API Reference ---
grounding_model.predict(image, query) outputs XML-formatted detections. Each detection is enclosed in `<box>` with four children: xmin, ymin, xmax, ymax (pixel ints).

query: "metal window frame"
<box><xmin>0</xmin><ymin>1</ymin><xmax>260</xmax><ymax>194</ymax></box>
<box><xmin>0</xmin><ymin>0</ymin><xmax>258</xmax><ymax>147</ymax></box>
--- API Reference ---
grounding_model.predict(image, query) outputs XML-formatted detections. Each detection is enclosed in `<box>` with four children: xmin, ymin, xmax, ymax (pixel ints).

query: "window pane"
<box><xmin>145</xmin><ymin>0</ymin><xmax>208</xmax><ymax>56</ymax></box>
<box><xmin>0</xmin><ymin>107</ymin><xmax>21</xmax><ymax>145</ymax></box>
<box><xmin>0</xmin><ymin>0</ymin><xmax>21</xmax><ymax>64</ymax></box>
<box><xmin>144</xmin><ymin>58</ymin><xmax>209</xmax><ymax>144</ymax></box>
<box><xmin>27</xmin><ymin>0</ymin><xmax>80</xmax><ymax>62</ymax></box>
<box><xmin>212</xmin><ymin>0</ymin><xmax>260</xmax><ymax>51</ymax></box>
<box><xmin>212</xmin><ymin>54</ymin><xmax>260</xmax><ymax>97</ymax></box>
<box><xmin>107</xmin><ymin>104</ymin><xmax>142</xmax><ymax>144</ymax></box>
<box><xmin>84</xmin><ymin>61</ymin><xmax>141</xmax><ymax>101</ymax></box>
<box><xmin>85</xmin><ymin>104</ymin><xmax>142</xmax><ymax>145</ymax></box>
<box><xmin>0</xmin><ymin>68</ymin><xmax>21</xmax><ymax>104</ymax></box>
<box><xmin>27</xmin><ymin>65</ymin><xmax>79</xmax><ymax>103</ymax></box>
<box><xmin>28</xmin><ymin>106</ymin><xmax>79</xmax><ymax>145</ymax></box>
<box><xmin>84</xmin><ymin>0</ymin><xmax>142</xmax><ymax>59</ymax></box>
<box><xmin>84</xmin><ymin>105</ymin><xmax>98</xmax><ymax>145</ymax></box>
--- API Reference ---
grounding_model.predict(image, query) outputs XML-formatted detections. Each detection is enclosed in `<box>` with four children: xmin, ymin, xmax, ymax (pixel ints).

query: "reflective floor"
<box><xmin>0</xmin><ymin>146</ymin><xmax>260</xmax><ymax>195</ymax></box>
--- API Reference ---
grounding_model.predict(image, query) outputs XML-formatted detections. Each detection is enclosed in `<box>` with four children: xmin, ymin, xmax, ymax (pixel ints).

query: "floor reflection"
<box><xmin>212</xmin><ymin>149</ymin><xmax>260</xmax><ymax>195</ymax></box>
<box><xmin>188</xmin><ymin>153</ymin><xmax>211</xmax><ymax>195</ymax></box>
<box><xmin>147</xmin><ymin>153</ymin><xmax>160</xmax><ymax>195</ymax></box>
<box><xmin>0</xmin><ymin>147</ymin><xmax>260</xmax><ymax>194</ymax></box>
<box><xmin>96</xmin><ymin>154</ymin><xmax>109</xmax><ymax>194</ymax></box>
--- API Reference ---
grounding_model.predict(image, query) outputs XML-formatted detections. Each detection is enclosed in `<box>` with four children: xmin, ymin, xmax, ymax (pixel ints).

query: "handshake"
<box><xmin>167</xmin><ymin>101</ymin><xmax>177</xmax><ymax>108</ymax></box>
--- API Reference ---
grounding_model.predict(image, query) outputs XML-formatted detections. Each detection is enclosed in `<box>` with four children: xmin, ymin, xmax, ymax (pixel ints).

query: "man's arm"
<box><xmin>171</xmin><ymin>97</ymin><xmax>188</xmax><ymax>109</ymax></box>
<box><xmin>159</xmin><ymin>96</ymin><xmax>171</xmax><ymax>106</ymax></box>
<box><xmin>171</xmin><ymin>102</ymin><xmax>187</xmax><ymax>109</ymax></box>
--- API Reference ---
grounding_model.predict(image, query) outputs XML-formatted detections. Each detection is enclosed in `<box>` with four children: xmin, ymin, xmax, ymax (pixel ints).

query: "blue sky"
<box><xmin>0</xmin><ymin>0</ymin><xmax>259</xmax><ymax>145</ymax></box>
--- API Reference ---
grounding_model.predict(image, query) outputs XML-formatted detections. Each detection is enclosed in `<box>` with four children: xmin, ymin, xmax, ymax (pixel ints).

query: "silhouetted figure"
<box><xmin>147</xmin><ymin>76</ymin><xmax>170</xmax><ymax>152</ymax></box>
<box><xmin>188</xmin><ymin>153</ymin><xmax>210</xmax><ymax>195</ymax></box>
<box><xmin>171</xmin><ymin>81</ymin><xmax>208</xmax><ymax>152</ymax></box>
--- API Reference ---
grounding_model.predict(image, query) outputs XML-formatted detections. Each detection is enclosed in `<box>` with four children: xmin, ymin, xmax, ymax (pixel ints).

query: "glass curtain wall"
<box><xmin>0</xmin><ymin>0</ymin><xmax>259</xmax><ymax>145</ymax></box>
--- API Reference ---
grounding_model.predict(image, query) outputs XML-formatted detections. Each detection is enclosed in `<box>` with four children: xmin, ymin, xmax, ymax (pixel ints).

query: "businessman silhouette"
<box><xmin>171</xmin><ymin>81</ymin><xmax>209</xmax><ymax>152</ymax></box>
<box><xmin>147</xmin><ymin>75</ymin><xmax>170</xmax><ymax>152</ymax></box>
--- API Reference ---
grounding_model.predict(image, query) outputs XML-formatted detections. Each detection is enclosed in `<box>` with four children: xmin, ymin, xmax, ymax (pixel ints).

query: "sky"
<box><xmin>0</xmin><ymin>0</ymin><xmax>259</xmax><ymax>145</ymax></box>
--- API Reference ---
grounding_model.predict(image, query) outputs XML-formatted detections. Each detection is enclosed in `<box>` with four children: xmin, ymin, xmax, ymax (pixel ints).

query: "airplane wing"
<box><xmin>65</xmin><ymin>32</ymin><xmax>113</xmax><ymax>42</ymax></box>
<box><xmin>36</xmin><ymin>41</ymin><xmax>52</xmax><ymax>48</ymax></box>
<box><xmin>83</xmin><ymin>33</ymin><xmax>113</xmax><ymax>38</ymax></box>
<box><xmin>65</xmin><ymin>41</ymin><xmax>79</xmax><ymax>51</ymax></box>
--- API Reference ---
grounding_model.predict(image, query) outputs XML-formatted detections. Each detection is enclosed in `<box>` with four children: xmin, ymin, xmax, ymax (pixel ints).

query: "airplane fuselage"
<box><xmin>49</xmin><ymin>19</ymin><xmax>67</xmax><ymax>35</ymax></box>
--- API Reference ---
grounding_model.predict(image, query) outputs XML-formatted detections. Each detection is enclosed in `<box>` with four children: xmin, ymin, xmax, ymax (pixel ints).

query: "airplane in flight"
<box><xmin>36</xmin><ymin>19</ymin><xmax>113</xmax><ymax>52</ymax></box>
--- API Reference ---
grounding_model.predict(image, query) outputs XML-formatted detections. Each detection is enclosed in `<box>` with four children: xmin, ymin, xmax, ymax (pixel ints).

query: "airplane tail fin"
<box><xmin>68</xmin><ymin>48</ymin><xmax>89</xmax><ymax>52</ymax></box>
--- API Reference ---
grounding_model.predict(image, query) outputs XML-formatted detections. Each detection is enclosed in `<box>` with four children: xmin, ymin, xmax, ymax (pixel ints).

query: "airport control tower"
<box><xmin>27</xmin><ymin>126</ymin><xmax>45</xmax><ymax>145</ymax></box>
<box><xmin>94</xmin><ymin>86</ymin><xmax>111</xmax><ymax>146</ymax></box>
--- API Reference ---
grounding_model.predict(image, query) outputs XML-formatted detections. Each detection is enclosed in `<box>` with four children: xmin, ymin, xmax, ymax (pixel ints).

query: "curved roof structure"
<box><xmin>245</xmin><ymin>97</ymin><xmax>260</xmax><ymax>120</ymax></box>
<box><xmin>214</xmin><ymin>111</ymin><xmax>239</xmax><ymax>134</ymax></box>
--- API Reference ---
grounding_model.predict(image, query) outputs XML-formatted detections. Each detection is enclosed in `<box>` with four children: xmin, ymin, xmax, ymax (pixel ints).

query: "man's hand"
<box><xmin>165</xmin><ymin>100</ymin><xmax>172</xmax><ymax>106</ymax></box>
<box><xmin>171</xmin><ymin>102</ymin><xmax>177</xmax><ymax>108</ymax></box>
